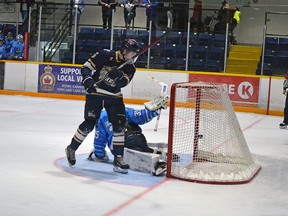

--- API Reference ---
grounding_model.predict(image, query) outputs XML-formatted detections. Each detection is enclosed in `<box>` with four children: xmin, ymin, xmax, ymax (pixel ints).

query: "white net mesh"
<box><xmin>167</xmin><ymin>82</ymin><xmax>261</xmax><ymax>184</ymax></box>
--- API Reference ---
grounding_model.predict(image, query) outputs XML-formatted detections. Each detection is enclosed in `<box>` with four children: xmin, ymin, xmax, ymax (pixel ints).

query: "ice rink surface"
<box><xmin>0</xmin><ymin>95</ymin><xmax>288</xmax><ymax>216</ymax></box>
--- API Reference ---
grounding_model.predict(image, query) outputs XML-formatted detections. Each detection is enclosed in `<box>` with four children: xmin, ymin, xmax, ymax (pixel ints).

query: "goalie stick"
<box><xmin>147</xmin><ymin>76</ymin><xmax>169</xmax><ymax>132</ymax></box>
<box><xmin>93</xmin><ymin>10</ymin><xmax>173</xmax><ymax>87</ymax></box>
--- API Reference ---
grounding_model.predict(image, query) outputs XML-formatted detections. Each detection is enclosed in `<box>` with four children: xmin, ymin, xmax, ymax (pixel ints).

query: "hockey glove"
<box><xmin>144</xmin><ymin>95</ymin><xmax>169</xmax><ymax>111</ymax></box>
<box><xmin>81</xmin><ymin>76</ymin><xmax>97</xmax><ymax>93</ymax></box>
<box><xmin>108</xmin><ymin>67</ymin><xmax>124</xmax><ymax>80</ymax></box>
<box><xmin>283</xmin><ymin>88</ymin><xmax>288</xmax><ymax>96</ymax></box>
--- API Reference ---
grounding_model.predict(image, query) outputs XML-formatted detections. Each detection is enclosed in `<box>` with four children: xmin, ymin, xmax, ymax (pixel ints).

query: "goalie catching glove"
<box><xmin>144</xmin><ymin>95</ymin><xmax>169</xmax><ymax>111</ymax></box>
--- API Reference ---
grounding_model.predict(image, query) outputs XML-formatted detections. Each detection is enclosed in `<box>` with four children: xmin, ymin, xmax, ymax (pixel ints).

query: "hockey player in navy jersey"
<box><xmin>65</xmin><ymin>38</ymin><xmax>140</xmax><ymax>174</ymax></box>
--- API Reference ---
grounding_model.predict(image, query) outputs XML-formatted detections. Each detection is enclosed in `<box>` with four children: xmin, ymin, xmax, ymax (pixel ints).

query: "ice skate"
<box><xmin>279</xmin><ymin>122</ymin><xmax>288</xmax><ymax>129</ymax></box>
<box><xmin>153</xmin><ymin>161</ymin><xmax>167</xmax><ymax>176</ymax></box>
<box><xmin>65</xmin><ymin>146</ymin><xmax>76</xmax><ymax>166</ymax></box>
<box><xmin>87</xmin><ymin>149</ymin><xmax>109</xmax><ymax>163</ymax></box>
<box><xmin>113</xmin><ymin>156</ymin><xmax>129</xmax><ymax>174</ymax></box>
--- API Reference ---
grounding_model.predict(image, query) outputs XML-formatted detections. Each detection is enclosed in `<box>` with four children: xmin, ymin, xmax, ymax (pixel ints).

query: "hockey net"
<box><xmin>166</xmin><ymin>82</ymin><xmax>261</xmax><ymax>184</ymax></box>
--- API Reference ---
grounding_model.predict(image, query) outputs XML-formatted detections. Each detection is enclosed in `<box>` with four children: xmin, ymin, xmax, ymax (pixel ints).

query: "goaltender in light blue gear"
<box><xmin>93</xmin><ymin>107</ymin><xmax>158</xmax><ymax>159</ymax></box>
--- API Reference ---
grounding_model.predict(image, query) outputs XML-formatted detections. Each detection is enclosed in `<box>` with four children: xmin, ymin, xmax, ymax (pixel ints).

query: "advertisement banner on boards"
<box><xmin>189</xmin><ymin>73</ymin><xmax>260</xmax><ymax>105</ymax></box>
<box><xmin>38</xmin><ymin>64</ymin><xmax>86</xmax><ymax>95</ymax></box>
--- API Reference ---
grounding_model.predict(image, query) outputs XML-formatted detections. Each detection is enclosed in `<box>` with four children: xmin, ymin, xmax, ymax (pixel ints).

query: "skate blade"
<box><xmin>279</xmin><ymin>126</ymin><xmax>288</xmax><ymax>129</ymax></box>
<box><xmin>65</xmin><ymin>148</ymin><xmax>75</xmax><ymax>167</ymax></box>
<box><xmin>153</xmin><ymin>167</ymin><xmax>167</xmax><ymax>176</ymax></box>
<box><xmin>87</xmin><ymin>157</ymin><xmax>109</xmax><ymax>163</ymax></box>
<box><xmin>113</xmin><ymin>166</ymin><xmax>128</xmax><ymax>174</ymax></box>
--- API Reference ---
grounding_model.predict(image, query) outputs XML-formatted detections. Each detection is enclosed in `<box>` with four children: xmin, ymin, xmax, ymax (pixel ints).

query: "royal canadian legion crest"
<box><xmin>40</xmin><ymin>65</ymin><xmax>55</xmax><ymax>91</ymax></box>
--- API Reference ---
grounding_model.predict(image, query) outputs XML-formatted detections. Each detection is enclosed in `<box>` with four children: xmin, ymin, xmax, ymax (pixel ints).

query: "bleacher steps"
<box><xmin>225</xmin><ymin>45</ymin><xmax>262</xmax><ymax>75</ymax></box>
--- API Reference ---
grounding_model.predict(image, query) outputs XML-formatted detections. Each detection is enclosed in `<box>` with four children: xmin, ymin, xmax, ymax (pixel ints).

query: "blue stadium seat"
<box><xmin>263</xmin><ymin>49</ymin><xmax>277</xmax><ymax>64</ymax></box>
<box><xmin>197</xmin><ymin>33</ymin><xmax>213</xmax><ymax>46</ymax></box>
<box><xmin>190</xmin><ymin>45</ymin><xmax>208</xmax><ymax>60</ymax></box>
<box><xmin>265</xmin><ymin>37</ymin><xmax>278</xmax><ymax>50</ymax></box>
<box><xmin>95</xmin><ymin>28</ymin><xmax>111</xmax><ymax>40</ymax></box>
<box><xmin>256</xmin><ymin>62</ymin><xmax>273</xmax><ymax>75</ymax></box>
<box><xmin>207</xmin><ymin>46</ymin><xmax>225</xmax><ymax>60</ymax></box>
<box><xmin>77</xmin><ymin>52</ymin><xmax>91</xmax><ymax>64</ymax></box>
<box><xmin>100</xmin><ymin>40</ymin><xmax>111</xmax><ymax>50</ymax></box>
<box><xmin>113</xmin><ymin>29</ymin><xmax>123</xmax><ymax>40</ymax></box>
<box><xmin>188</xmin><ymin>58</ymin><xmax>205</xmax><ymax>71</ymax></box>
<box><xmin>74</xmin><ymin>39</ymin><xmax>86</xmax><ymax>52</ymax></box>
<box><xmin>113</xmin><ymin>41</ymin><xmax>122</xmax><ymax>50</ymax></box>
<box><xmin>278</xmin><ymin>37</ymin><xmax>288</xmax><ymax>50</ymax></box>
<box><xmin>137</xmin><ymin>30</ymin><xmax>149</xmax><ymax>43</ymax></box>
<box><xmin>78</xmin><ymin>28</ymin><xmax>94</xmax><ymax>40</ymax></box>
<box><xmin>164</xmin><ymin>43</ymin><xmax>177</xmax><ymax>57</ymax></box>
<box><xmin>166</xmin><ymin>31</ymin><xmax>182</xmax><ymax>44</ymax></box>
<box><xmin>205</xmin><ymin>59</ymin><xmax>222</xmax><ymax>72</ymax></box>
<box><xmin>212</xmin><ymin>34</ymin><xmax>226</xmax><ymax>47</ymax></box>
<box><xmin>61</xmin><ymin>51</ymin><xmax>73</xmax><ymax>63</ymax></box>
<box><xmin>85</xmin><ymin>40</ymin><xmax>100</xmax><ymax>54</ymax></box>
<box><xmin>150</xmin><ymin>43</ymin><xmax>163</xmax><ymax>57</ymax></box>
<box><xmin>173</xmin><ymin>57</ymin><xmax>187</xmax><ymax>70</ymax></box>
<box><xmin>176</xmin><ymin>44</ymin><xmax>187</xmax><ymax>58</ymax></box>
<box><xmin>136</xmin><ymin>54</ymin><xmax>148</xmax><ymax>68</ymax></box>
<box><xmin>277</xmin><ymin>50</ymin><xmax>288</xmax><ymax>63</ymax></box>
<box><xmin>123</xmin><ymin>29</ymin><xmax>137</xmax><ymax>39</ymax></box>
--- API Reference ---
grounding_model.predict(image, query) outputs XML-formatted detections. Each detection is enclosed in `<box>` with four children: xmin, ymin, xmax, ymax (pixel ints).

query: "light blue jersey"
<box><xmin>93</xmin><ymin>107</ymin><xmax>158</xmax><ymax>158</ymax></box>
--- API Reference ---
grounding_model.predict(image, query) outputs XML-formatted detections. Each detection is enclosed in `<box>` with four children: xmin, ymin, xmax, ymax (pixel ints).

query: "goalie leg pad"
<box><xmin>123</xmin><ymin>148</ymin><xmax>159</xmax><ymax>174</ymax></box>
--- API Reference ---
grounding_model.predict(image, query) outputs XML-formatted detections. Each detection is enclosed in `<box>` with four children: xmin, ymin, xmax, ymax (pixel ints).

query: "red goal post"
<box><xmin>166</xmin><ymin>82</ymin><xmax>261</xmax><ymax>184</ymax></box>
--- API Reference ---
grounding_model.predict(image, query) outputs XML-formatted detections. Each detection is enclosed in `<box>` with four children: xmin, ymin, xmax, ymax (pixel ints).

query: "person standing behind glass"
<box><xmin>70</xmin><ymin>0</ymin><xmax>85</xmax><ymax>34</ymax></box>
<box><xmin>140</xmin><ymin>0</ymin><xmax>159</xmax><ymax>30</ymax></box>
<box><xmin>190</xmin><ymin>0</ymin><xmax>202</xmax><ymax>32</ymax></box>
<box><xmin>119</xmin><ymin>0</ymin><xmax>137</xmax><ymax>29</ymax></box>
<box><xmin>18</xmin><ymin>0</ymin><xmax>35</xmax><ymax>23</ymax></box>
<box><xmin>98</xmin><ymin>0</ymin><xmax>118</xmax><ymax>29</ymax></box>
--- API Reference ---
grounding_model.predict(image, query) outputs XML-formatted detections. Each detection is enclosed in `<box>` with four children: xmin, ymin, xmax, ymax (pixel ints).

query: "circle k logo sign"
<box><xmin>237</xmin><ymin>81</ymin><xmax>254</xmax><ymax>99</ymax></box>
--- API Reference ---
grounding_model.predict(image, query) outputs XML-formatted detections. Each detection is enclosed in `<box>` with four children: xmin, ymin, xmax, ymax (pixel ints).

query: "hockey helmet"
<box><xmin>121</xmin><ymin>39</ymin><xmax>140</xmax><ymax>53</ymax></box>
<box><xmin>16</xmin><ymin>34</ymin><xmax>24</xmax><ymax>40</ymax></box>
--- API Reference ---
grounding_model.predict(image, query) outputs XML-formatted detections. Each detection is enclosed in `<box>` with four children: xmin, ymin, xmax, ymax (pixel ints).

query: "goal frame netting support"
<box><xmin>166</xmin><ymin>82</ymin><xmax>261</xmax><ymax>184</ymax></box>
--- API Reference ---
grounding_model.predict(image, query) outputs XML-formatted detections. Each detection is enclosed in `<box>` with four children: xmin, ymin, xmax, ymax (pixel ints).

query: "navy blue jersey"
<box><xmin>81</xmin><ymin>49</ymin><xmax>136</xmax><ymax>95</ymax></box>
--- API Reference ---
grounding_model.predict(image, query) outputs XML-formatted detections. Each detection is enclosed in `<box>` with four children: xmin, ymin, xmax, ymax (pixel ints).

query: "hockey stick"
<box><xmin>147</xmin><ymin>76</ymin><xmax>169</xmax><ymax>132</ymax></box>
<box><xmin>93</xmin><ymin>11</ymin><xmax>173</xmax><ymax>86</ymax></box>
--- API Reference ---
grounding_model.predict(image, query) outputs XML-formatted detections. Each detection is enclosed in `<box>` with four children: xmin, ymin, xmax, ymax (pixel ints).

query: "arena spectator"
<box><xmin>190</xmin><ymin>0</ymin><xmax>203</xmax><ymax>32</ymax></box>
<box><xmin>140</xmin><ymin>0</ymin><xmax>159</xmax><ymax>31</ymax></box>
<box><xmin>98</xmin><ymin>0</ymin><xmax>117</xmax><ymax>29</ymax></box>
<box><xmin>119</xmin><ymin>0</ymin><xmax>137</xmax><ymax>29</ymax></box>
<box><xmin>10</xmin><ymin>34</ymin><xmax>25</xmax><ymax>60</ymax></box>
<box><xmin>0</xmin><ymin>38</ymin><xmax>7</xmax><ymax>59</ymax></box>
<box><xmin>5</xmin><ymin>32</ymin><xmax>15</xmax><ymax>54</ymax></box>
